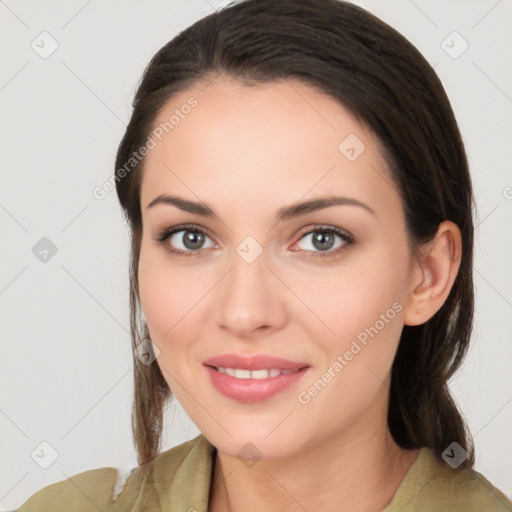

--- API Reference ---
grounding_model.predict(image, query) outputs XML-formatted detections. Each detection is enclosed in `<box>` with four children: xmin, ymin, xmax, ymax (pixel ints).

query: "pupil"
<box><xmin>313</xmin><ymin>231</ymin><xmax>334</xmax><ymax>251</ymax></box>
<box><xmin>184</xmin><ymin>231</ymin><xmax>204</xmax><ymax>249</ymax></box>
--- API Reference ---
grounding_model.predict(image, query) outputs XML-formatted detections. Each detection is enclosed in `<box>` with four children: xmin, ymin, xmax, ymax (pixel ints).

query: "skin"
<box><xmin>137</xmin><ymin>76</ymin><xmax>462</xmax><ymax>512</ymax></box>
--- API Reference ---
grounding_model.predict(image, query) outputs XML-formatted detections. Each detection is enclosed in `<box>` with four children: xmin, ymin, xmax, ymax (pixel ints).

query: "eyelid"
<box><xmin>154</xmin><ymin>223</ymin><xmax>215</xmax><ymax>242</ymax></box>
<box><xmin>155</xmin><ymin>223</ymin><xmax>355</xmax><ymax>258</ymax></box>
<box><xmin>289</xmin><ymin>225</ymin><xmax>354</xmax><ymax>257</ymax></box>
<box><xmin>295</xmin><ymin>225</ymin><xmax>354</xmax><ymax>243</ymax></box>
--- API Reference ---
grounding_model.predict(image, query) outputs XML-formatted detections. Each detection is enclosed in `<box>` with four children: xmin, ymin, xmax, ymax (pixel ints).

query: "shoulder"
<box><xmin>429</xmin><ymin>461</ymin><xmax>512</xmax><ymax>511</ymax></box>
<box><xmin>14</xmin><ymin>434</ymin><xmax>214</xmax><ymax>512</ymax></box>
<box><xmin>387</xmin><ymin>447</ymin><xmax>512</xmax><ymax>511</ymax></box>
<box><xmin>13</xmin><ymin>466</ymin><xmax>124</xmax><ymax>512</ymax></box>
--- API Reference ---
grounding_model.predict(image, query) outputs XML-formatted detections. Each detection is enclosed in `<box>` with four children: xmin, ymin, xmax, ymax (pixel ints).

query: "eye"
<box><xmin>155</xmin><ymin>224</ymin><xmax>215</xmax><ymax>257</ymax></box>
<box><xmin>155</xmin><ymin>224</ymin><xmax>354</xmax><ymax>259</ymax></box>
<box><xmin>293</xmin><ymin>226</ymin><xmax>354</xmax><ymax>258</ymax></box>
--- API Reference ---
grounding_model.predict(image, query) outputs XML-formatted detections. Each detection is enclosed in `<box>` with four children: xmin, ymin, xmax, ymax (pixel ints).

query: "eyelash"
<box><xmin>154</xmin><ymin>223</ymin><xmax>355</xmax><ymax>259</ymax></box>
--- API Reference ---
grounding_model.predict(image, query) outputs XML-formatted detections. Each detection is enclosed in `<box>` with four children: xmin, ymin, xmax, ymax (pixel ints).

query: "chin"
<box><xmin>215</xmin><ymin>434</ymin><xmax>301</xmax><ymax>461</ymax></box>
<box><xmin>194</xmin><ymin>414</ymin><xmax>313</xmax><ymax>462</ymax></box>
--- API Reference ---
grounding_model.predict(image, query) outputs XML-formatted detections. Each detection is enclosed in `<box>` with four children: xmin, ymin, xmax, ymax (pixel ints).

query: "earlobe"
<box><xmin>403</xmin><ymin>221</ymin><xmax>462</xmax><ymax>326</ymax></box>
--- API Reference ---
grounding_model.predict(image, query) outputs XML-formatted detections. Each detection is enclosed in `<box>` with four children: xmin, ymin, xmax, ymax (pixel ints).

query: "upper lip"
<box><xmin>203</xmin><ymin>354</ymin><xmax>309</xmax><ymax>371</ymax></box>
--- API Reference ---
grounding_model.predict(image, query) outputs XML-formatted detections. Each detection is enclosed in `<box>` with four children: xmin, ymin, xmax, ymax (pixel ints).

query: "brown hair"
<box><xmin>115</xmin><ymin>0</ymin><xmax>475</xmax><ymax>468</ymax></box>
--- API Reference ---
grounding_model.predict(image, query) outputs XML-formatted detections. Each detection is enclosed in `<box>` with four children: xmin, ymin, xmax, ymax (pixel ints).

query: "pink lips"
<box><xmin>203</xmin><ymin>353</ymin><xmax>310</xmax><ymax>403</ymax></box>
<box><xmin>203</xmin><ymin>353</ymin><xmax>309</xmax><ymax>371</ymax></box>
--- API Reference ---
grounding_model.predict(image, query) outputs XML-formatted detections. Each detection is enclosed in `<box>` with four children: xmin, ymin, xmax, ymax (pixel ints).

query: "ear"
<box><xmin>403</xmin><ymin>220</ymin><xmax>462</xmax><ymax>326</ymax></box>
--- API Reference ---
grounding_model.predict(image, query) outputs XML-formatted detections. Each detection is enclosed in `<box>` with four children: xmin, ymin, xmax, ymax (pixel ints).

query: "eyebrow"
<box><xmin>146</xmin><ymin>194</ymin><xmax>376</xmax><ymax>221</ymax></box>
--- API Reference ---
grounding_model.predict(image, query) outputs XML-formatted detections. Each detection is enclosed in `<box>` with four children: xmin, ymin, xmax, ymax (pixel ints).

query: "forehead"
<box><xmin>140</xmin><ymin>77</ymin><xmax>400</xmax><ymax>219</ymax></box>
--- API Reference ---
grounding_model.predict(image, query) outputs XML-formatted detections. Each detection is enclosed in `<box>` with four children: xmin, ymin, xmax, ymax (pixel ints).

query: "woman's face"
<box><xmin>138</xmin><ymin>77</ymin><xmax>418</xmax><ymax>459</ymax></box>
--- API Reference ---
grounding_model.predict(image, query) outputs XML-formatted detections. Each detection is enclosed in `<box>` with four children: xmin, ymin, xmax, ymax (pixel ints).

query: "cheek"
<box><xmin>138</xmin><ymin>245</ymin><xmax>197</xmax><ymax>344</ymax></box>
<box><xmin>301</xmin><ymin>248</ymin><xmax>408</xmax><ymax>390</ymax></box>
<box><xmin>137</xmin><ymin>243</ymin><xmax>217</xmax><ymax>376</ymax></box>
<box><xmin>303</xmin><ymin>247</ymin><xmax>408</xmax><ymax>345</ymax></box>
<box><xmin>290</xmin><ymin>262</ymin><xmax>406</xmax><ymax>439</ymax></box>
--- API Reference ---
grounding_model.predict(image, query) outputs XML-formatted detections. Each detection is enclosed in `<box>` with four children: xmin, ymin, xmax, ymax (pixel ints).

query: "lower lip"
<box><xmin>204</xmin><ymin>366</ymin><xmax>310</xmax><ymax>403</ymax></box>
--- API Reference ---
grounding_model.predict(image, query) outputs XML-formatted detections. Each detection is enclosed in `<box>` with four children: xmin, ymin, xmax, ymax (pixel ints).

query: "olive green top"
<box><xmin>15</xmin><ymin>434</ymin><xmax>512</xmax><ymax>511</ymax></box>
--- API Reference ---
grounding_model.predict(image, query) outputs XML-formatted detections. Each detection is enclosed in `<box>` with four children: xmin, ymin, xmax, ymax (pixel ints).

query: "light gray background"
<box><xmin>1</xmin><ymin>0</ymin><xmax>511</xmax><ymax>509</ymax></box>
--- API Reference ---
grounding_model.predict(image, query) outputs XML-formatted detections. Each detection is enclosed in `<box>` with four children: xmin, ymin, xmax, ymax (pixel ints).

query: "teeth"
<box><xmin>234</xmin><ymin>369</ymin><xmax>251</xmax><ymax>379</ymax></box>
<box><xmin>215</xmin><ymin>367</ymin><xmax>295</xmax><ymax>379</ymax></box>
<box><xmin>251</xmin><ymin>369</ymin><xmax>270</xmax><ymax>379</ymax></box>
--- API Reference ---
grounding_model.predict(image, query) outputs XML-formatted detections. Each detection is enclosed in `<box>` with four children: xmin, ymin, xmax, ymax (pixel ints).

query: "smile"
<box><xmin>213</xmin><ymin>367</ymin><xmax>296</xmax><ymax>379</ymax></box>
<box><xmin>204</xmin><ymin>364</ymin><xmax>310</xmax><ymax>403</ymax></box>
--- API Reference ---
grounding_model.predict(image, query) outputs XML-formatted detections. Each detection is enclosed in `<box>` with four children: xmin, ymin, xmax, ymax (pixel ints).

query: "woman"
<box><xmin>15</xmin><ymin>0</ymin><xmax>512</xmax><ymax>510</ymax></box>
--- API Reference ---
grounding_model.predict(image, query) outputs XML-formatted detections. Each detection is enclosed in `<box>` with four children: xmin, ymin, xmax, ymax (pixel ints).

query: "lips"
<box><xmin>203</xmin><ymin>353</ymin><xmax>308</xmax><ymax>371</ymax></box>
<box><xmin>215</xmin><ymin>367</ymin><xmax>292</xmax><ymax>379</ymax></box>
<box><xmin>202</xmin><ymin>353</ymin><xmax>310</xmax><ymax>403</ymax></box>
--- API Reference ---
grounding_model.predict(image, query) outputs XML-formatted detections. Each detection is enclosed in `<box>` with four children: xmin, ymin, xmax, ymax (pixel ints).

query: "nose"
<box><xmin>215</xmin><ymin>246</ymin><xmax>287</xmax><ymax>339</ymax></box>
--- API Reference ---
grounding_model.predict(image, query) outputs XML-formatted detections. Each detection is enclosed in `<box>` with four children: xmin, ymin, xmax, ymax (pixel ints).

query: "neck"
<box><xmin>208</xmin><ymin>392</ymin><xmax>420</xmax><ymax>512</ymax></box>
